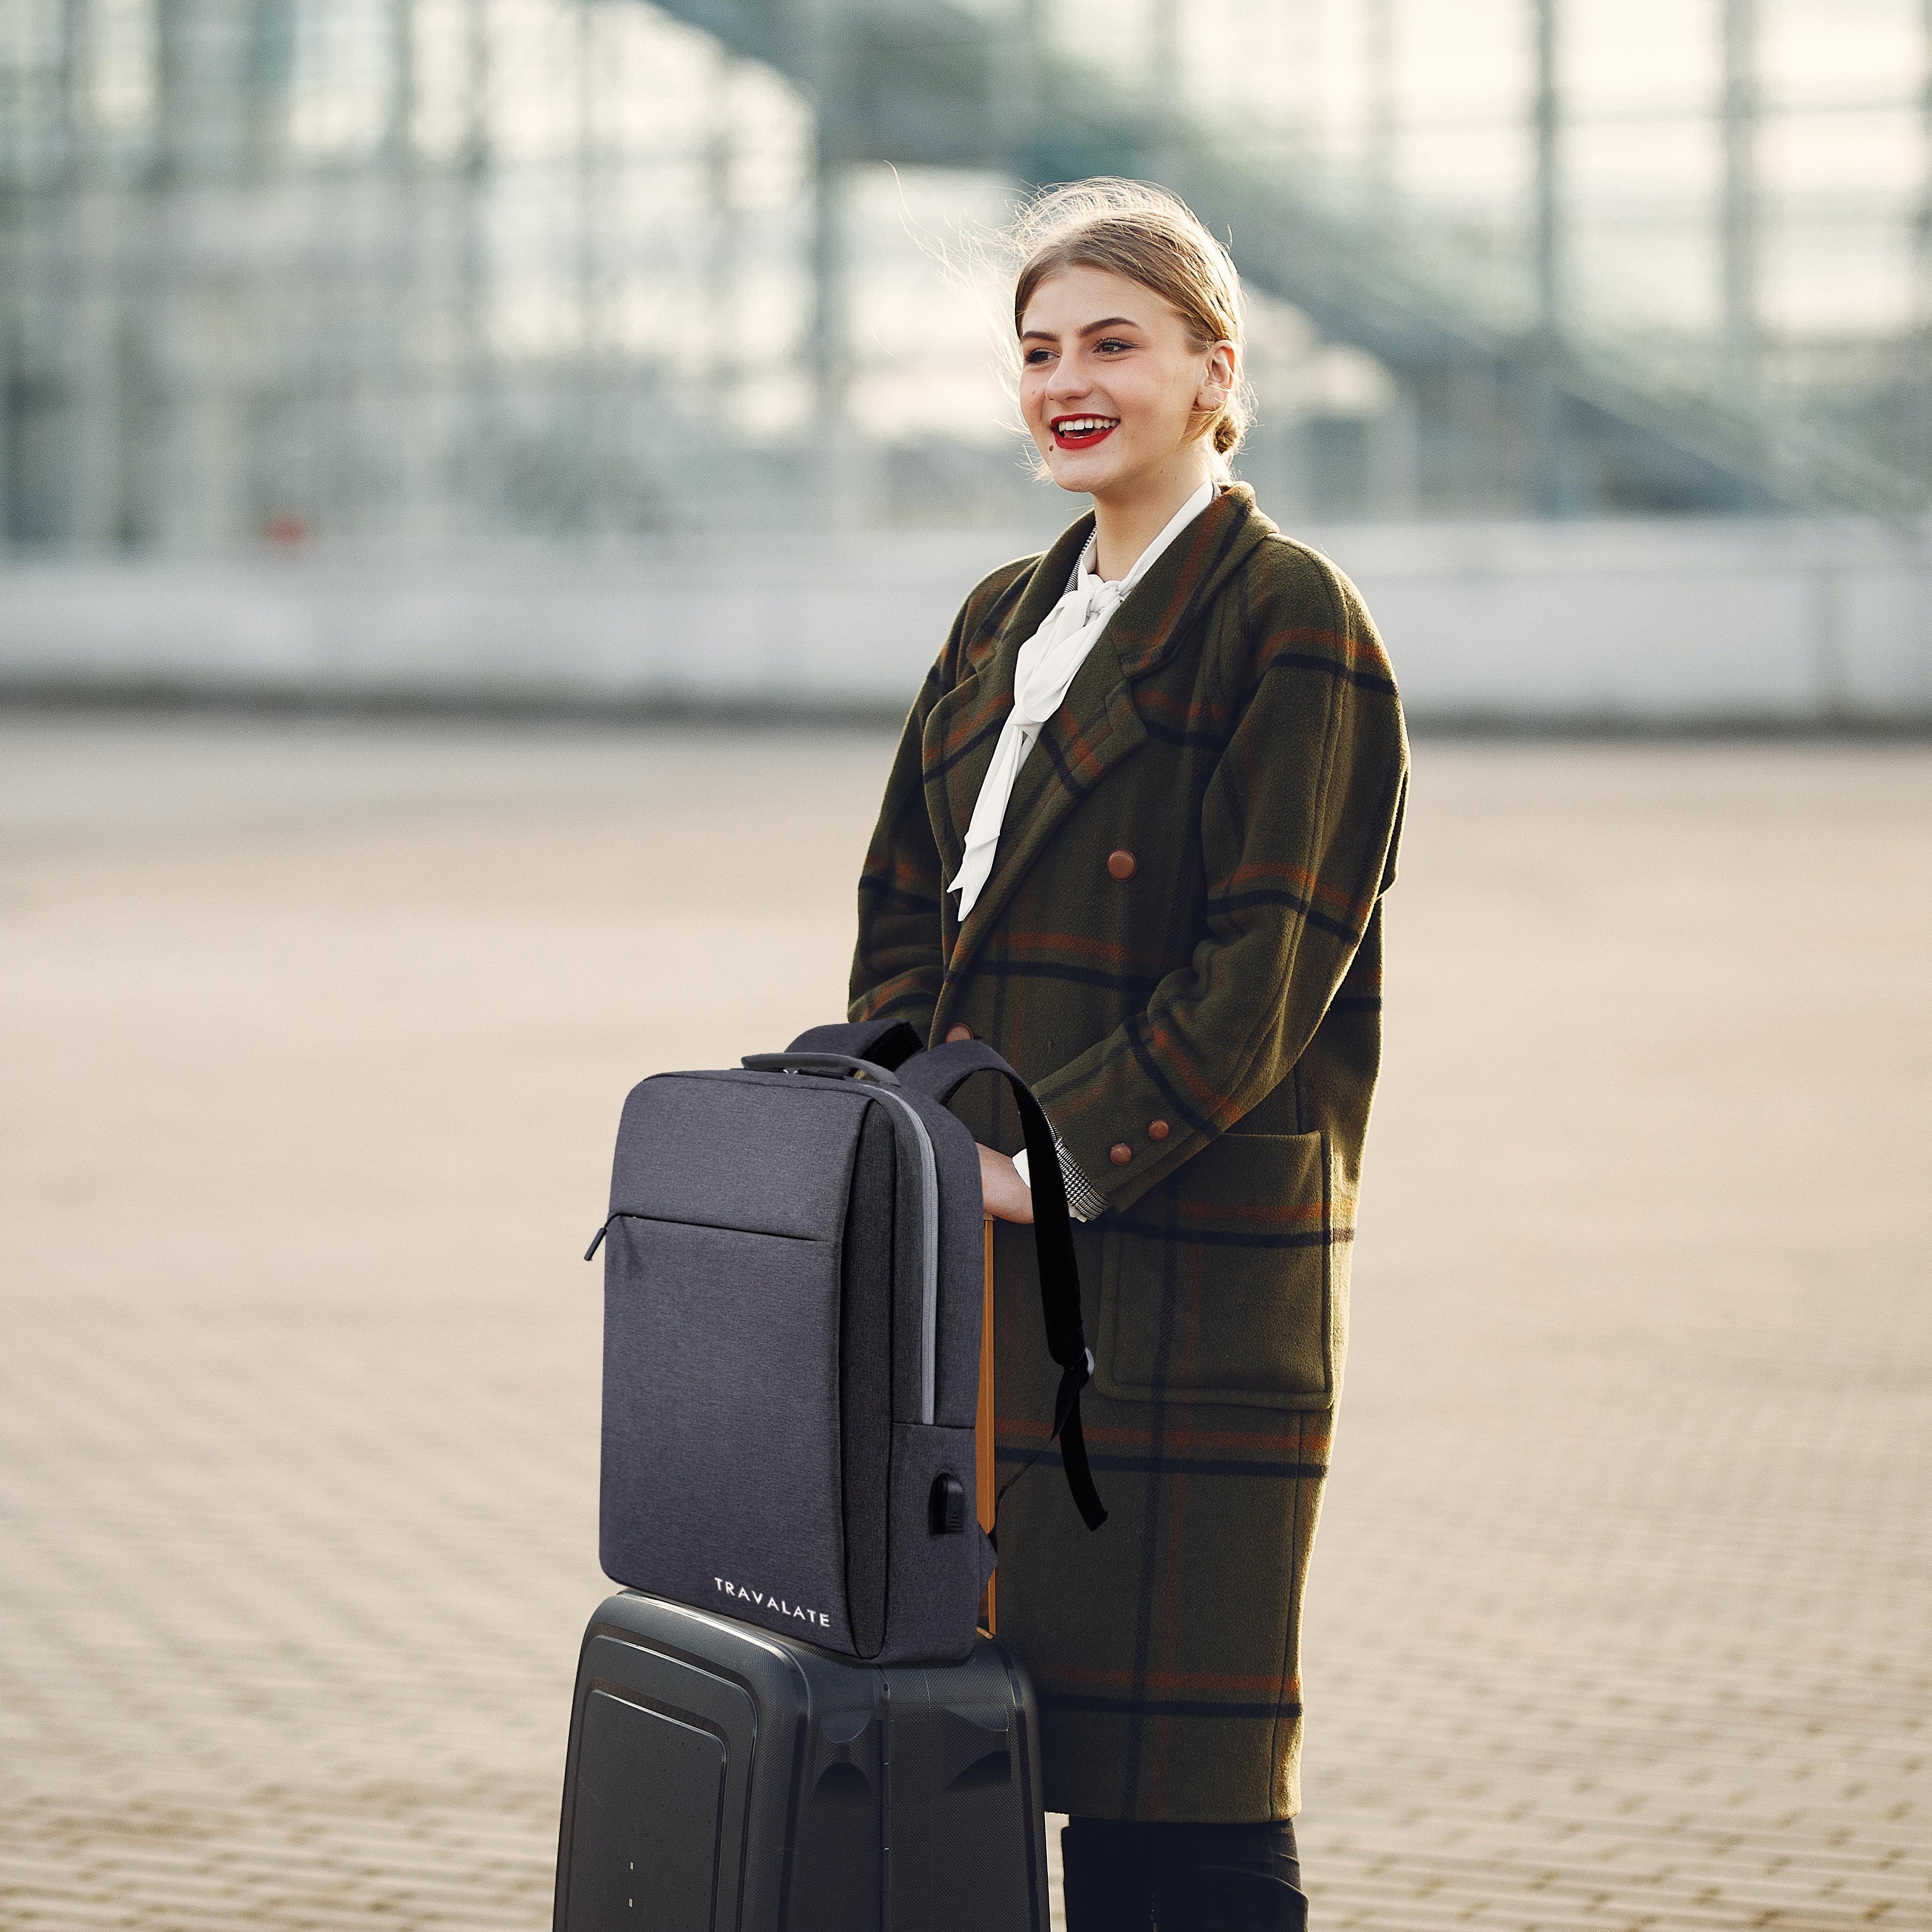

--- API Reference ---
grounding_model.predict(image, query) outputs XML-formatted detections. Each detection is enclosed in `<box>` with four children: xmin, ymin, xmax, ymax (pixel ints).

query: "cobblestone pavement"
<box><xmin>1</xmin><ymin>716</ymin><xmax>1926</xmax><ymax>1931</ymax></box>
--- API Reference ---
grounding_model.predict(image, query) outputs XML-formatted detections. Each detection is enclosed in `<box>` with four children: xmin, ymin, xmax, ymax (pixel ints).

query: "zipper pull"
<box><xmin>583</xmin><ymin>1221</ymin><xmax>610</xmax><ymax>1262</ymax></box>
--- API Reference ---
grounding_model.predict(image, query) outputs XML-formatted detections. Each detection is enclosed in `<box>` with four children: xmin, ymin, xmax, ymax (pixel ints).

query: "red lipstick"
<box><xmin>1050</xmin><ymin>414</ymin><xmax>1120</xmax><ymax>450</ymax></box>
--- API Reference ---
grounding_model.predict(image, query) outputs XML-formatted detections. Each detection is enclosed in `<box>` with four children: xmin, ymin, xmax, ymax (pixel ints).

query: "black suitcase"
<box><xmin>551</xmin><ymin>1588</ymin><xmax>1054</xmax><ymax>1932</ymax></box>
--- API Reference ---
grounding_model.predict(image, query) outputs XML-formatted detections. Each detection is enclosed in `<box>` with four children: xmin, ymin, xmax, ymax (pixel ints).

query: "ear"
<box><xmin>1195</xmin><ymin>340</ymin><xmax>1237</xmax><ymax>412</ymax></box>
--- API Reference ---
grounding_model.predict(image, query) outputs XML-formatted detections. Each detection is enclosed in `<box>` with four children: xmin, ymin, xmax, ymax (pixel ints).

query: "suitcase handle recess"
<box><xmin>740</xmin><ymin>1051</ymin><xmax>903</xmax><ymax>1086</ymax></box>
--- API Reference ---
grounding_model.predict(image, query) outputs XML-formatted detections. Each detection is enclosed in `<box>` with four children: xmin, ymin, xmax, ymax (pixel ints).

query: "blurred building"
<box><xmin>2</xmin><ymin>0</ymin><xmax>1931</xmax><ymax>555</ymax></box>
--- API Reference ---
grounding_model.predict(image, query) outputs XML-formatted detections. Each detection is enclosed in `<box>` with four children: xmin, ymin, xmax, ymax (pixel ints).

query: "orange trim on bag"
<box><xmin>993</xmin><ymin>1416</ymin><xmax>1333</xmax><ymax>1458</ymax></box>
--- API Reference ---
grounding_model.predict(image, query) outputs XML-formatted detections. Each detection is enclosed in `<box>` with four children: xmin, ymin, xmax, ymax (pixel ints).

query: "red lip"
<box><xmin>1050</xmin><ymin>417</ymin><xmax>1118</xmax><ymax>450</ymax></box>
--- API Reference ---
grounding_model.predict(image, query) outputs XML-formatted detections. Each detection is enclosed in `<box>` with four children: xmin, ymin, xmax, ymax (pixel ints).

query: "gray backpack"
<box><xmin>585</xmin><ymin>1018</ymin><xmax>1107</xmax><ymax>1667</ymax></box>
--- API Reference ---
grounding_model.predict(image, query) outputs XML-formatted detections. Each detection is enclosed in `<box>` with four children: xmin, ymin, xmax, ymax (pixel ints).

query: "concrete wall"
<box><xmin>3</xmin><ymin>517</ymin><xmax>1929</xmax><ymax>724</ymax></box>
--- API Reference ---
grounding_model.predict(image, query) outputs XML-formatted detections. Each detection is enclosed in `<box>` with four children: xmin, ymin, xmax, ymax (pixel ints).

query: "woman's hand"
<box><xmin>977</xmin><ymin>1143</ymin><xmax>1035</xmax><ymax>1224</ymax></box>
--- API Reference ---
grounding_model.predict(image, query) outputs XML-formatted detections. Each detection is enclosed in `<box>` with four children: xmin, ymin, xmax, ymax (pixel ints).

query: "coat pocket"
<box><xmin>1094</xmin><ymin>1130</ymin><xmax>1343</xmax><ymax>1411</ymax></box>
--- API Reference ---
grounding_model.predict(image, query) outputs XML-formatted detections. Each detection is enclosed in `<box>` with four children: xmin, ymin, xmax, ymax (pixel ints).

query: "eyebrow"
<box><xmin>1020</xmin><ymin>316</ymin><xmax>1142</xmax><ymax>343</ymax></box>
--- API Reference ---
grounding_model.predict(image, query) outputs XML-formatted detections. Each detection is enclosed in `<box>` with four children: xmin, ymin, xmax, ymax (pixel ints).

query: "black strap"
<box><xmin>784</xmin><ymin>1018</ymin><xmax>924</xmax><ymax>1072</ymax></box>
<box><xmin>897</xmin><ymin>1040</ymin><xmax>1107</xmax><ymax>1533</ymax></box>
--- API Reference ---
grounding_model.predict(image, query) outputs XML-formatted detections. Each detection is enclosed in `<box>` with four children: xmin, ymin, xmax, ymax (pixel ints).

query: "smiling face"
<box><xmin>1018</xmin><ymin>264</ymin><xmax>1233</xmax><ymax>506</ymax></box>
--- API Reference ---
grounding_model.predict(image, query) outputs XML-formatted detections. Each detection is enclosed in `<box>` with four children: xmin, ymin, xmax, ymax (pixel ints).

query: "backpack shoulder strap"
<box><xmin>896</xmin><ymin>1039</ymin><xmax>1107</xmax><ymax>1533</ymax></box>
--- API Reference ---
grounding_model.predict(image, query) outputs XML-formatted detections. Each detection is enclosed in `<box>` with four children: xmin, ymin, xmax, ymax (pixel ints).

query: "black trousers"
<box><xmin>1061</xmin><ymin>1817</ymin><xmax>1308</xmax><ymax>1932</ymax></box>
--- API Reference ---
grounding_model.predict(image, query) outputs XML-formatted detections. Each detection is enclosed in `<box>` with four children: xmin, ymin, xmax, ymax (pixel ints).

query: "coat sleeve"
<box><xmin>1032</xmin><ymin>551</ymin><xmax>1409</xmax><ymax>1214</ymax></box>
<box><xmin>846</xmin><ymin>652</ymin><xmax>950</xmax><ymax>1044</ymax></box>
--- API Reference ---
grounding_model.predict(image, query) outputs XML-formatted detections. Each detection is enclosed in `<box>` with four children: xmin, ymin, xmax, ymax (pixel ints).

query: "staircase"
<box><xmin>653</xmin><ymin>0</ymin><xmax>1928</xmax><ymax>519</ymax></box>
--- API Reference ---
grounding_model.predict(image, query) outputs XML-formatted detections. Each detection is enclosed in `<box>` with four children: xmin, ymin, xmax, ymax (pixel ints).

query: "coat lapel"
<box><xmin>941</xmin><ymin>627</ymin><xmax>1148</xmax><ymax>970</ymax></box>
<box><xmin>1093</xmin><ymin>483</ymin><xmax>1272</xmax><ymax>684</ymax></box>
<box><xmin>932</xmin><ymin>486</ymin><xmax>1274</xmax><ymax>1000</ymax></box>
<box><xmin>922</xmin><ymin>515</ymin><xmax>1094</xmax><ymax>885</ymax></box>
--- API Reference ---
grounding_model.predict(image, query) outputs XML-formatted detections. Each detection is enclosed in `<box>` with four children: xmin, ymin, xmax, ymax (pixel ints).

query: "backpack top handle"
<box><xmin>740</xmin><ymin>1051</ymin><xmax>903</xmax><ymax>1087</ymax></box>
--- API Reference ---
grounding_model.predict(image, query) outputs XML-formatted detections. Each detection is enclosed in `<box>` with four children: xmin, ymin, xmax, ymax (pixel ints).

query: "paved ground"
<box><xmin>1</xmin><ymin>714</ymin><xmax>1927</xmax><ymax>1931</ymax></box>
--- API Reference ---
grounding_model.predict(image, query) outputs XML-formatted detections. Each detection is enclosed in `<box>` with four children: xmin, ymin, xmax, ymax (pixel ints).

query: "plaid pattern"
<box><xmin>1012</xmin><ymin>1128</ymin><xmax>1109</xmax><ymax>1222</ymax></box>
<box><xmin>849</xmin><ymin>485</ymin><xmax>1407</xmax><ymax>1821</ymax></box>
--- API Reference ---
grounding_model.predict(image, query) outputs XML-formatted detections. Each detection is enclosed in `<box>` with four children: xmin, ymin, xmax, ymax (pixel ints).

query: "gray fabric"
<box><xmin>601</xmin><ymin>1212</ymin><xmax>854</xmax><ymax>1652</ymax></box>
<box><xmin>597</xmin><ymin>1057</ymin><xmax>1005</xmax><ymax>1663</ymax></box>
<box><xmin>787</xmin><ymin>1016</ymin><xmax>922</xmax><ymax>1069</ymax></box>
<box><xmin>610</xmin><ymin>1069</ymin><xmax>869</xmax><ymax>1242</ymax></box>
<box><xmin>885</xmin><ymin>1421</ymin><xmax>981</xmax><ymax>1664</ymax></box>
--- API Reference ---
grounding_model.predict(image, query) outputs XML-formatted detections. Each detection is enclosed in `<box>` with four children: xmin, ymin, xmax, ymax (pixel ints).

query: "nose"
<box><xmin>1045</xmin><ymin>359</ymin><xmax>1089</xmax><ymax>403</ymax></box>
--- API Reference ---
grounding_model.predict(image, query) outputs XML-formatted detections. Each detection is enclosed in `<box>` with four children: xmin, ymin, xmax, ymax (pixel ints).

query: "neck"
<box><xmin>1088</xmin><ymin>451</ymin><xmax>1216</xmax><ymax>581</ymax></box>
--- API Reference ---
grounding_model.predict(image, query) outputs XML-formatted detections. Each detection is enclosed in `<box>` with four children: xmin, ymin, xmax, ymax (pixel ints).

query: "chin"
<box><xmin>1044</xmin><ymin>450</ymin><xmax>1131</xmax><ymax>497</ymax></box>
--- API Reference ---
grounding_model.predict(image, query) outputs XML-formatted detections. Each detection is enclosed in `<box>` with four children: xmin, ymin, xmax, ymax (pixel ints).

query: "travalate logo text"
<box><xmin>714</xmin><ymin>1577</ymin><xmax>831</xmax><ymax>1628</ymax></box>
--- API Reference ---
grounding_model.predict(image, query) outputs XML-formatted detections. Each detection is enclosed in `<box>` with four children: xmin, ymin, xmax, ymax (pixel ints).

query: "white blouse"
<box><xmin>969</xmin><ymin>480</ymin><xmax>1217</xmax><ymax>1219</ymax></box>
<box><xmin>946</xmin><ymin>480</ymin><xmax>1215</xmax><ymax>923</ymax></box>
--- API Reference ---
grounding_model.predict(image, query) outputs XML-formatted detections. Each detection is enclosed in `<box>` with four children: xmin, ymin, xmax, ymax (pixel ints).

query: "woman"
<box><xmin>848</xmin><ymin>180</ymin><xmax>1408</xmax><ymax>1932</ymax></box>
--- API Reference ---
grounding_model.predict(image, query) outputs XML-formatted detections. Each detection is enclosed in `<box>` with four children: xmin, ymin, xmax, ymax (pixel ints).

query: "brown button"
<box><xmin>1107</xmin><ymin>849</ymin><xmax>1137</xmax><ymax>882</ymax></box>
<box><xmin>1147</xmin><ymin>1119</ymin><xmax>1170</xmax><ymax>1141</ymax></box>
<box><xmin>1109</xmin><ymin>1142</ymin><xmax>1133</xmax><ymax>1167</ymax></box>
<box><xmin>944</xmin><ymin>1024</ymin><xmax>974</xmax><ymax>1043</ymax></box>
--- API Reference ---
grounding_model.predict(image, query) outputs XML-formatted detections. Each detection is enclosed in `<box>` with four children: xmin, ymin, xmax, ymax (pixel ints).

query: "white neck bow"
<box><xmin>947</xmin><ymin>481</ymin><xmax>1214</xmax><ymax>921</ymax></box>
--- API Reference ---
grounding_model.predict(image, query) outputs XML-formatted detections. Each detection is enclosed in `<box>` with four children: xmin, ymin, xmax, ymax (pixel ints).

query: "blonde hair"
<box><xmin>1011</xmin><ymin>179</ymin><xmax>1253</xmax><ymax>471</ymax></box>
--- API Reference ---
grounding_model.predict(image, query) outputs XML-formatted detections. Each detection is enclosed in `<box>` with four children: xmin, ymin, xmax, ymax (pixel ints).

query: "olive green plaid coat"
<box><xmin>847</xmin><ymin>484</ymin><xmax>1408</xmax><ymax>1823</ymax></box>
